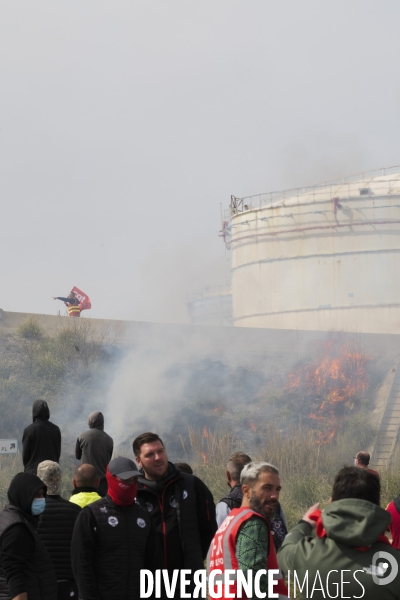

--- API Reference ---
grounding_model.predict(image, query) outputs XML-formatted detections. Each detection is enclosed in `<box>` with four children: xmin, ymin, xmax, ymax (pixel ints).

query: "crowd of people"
<box><xmin>0</xmin><ymin>399</ymin><xmax>400</xmax><ymax>599</ymax></box>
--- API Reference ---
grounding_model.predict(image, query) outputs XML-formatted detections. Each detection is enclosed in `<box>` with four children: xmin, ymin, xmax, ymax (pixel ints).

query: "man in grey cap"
<box><xmin>36</xmin><ymin>460</ymin><xmax>81</xmax><ymax>600</ymax></box>
<box><xmin>75</xmin><ymin>411</ymin><xmax>113</xmax><ymax>497</ymax></box>
<box><xmin>71</xmin><ymin>457</ymin><xmax>160</xmax><ymax>600</ymax></box>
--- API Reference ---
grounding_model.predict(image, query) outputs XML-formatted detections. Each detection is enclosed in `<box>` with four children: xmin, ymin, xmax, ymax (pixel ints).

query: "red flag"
<box><xmin>70</xmin><ymin>286</ymin><xmax>92</xmax><ymax>311</ymax></box>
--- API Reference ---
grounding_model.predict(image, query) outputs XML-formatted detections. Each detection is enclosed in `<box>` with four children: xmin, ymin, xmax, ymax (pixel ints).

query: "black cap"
<box><xmin>108</xmin><ymin>457</ymin><xmax>139</xmax><ymax>480</ymax></box>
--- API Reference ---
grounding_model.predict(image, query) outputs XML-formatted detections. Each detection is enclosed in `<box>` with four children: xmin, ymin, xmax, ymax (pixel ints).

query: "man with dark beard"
<box><xmin>207</xmin><ymin>462</ymin><xmax>288</xmax><ymax>599</ymax></box>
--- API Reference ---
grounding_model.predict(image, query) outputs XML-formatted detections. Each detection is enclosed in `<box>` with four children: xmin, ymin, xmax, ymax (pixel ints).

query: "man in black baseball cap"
<box><xmin>71</xmin><ymin>457</ymin><xmax>160</xmax><ymax>600</ymax></box>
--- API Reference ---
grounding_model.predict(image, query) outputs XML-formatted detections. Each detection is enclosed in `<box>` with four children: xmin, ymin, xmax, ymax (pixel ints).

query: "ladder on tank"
<box><xmin>372</xmin><ymin>365</ymin><xmax>400</xmax><ymax>469</ymax></box>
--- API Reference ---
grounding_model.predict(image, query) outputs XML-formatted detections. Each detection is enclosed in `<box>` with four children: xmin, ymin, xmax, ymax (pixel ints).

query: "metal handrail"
<box><xmin>224</xmin><ymin>171</ymin><xmax>400</xmax><ymax>220</ymax></box>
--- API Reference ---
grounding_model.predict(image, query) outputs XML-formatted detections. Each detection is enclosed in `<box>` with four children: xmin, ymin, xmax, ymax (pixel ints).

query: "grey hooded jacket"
<box><xmin>75</xmin><ymin>412</ymin><xmax>113</xmax><ymax>479</ymax></box>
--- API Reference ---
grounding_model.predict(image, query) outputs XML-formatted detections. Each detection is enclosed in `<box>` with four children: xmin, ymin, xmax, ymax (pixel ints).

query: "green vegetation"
<box><xmin>0</xmin><ymin>317</ymin><xmax>115</xmax><ymax>441</ymax></box>
<box><xmin>17</xmin><ymin>315</ymin><xmax>44</xmax><ymax>340</ymax></box>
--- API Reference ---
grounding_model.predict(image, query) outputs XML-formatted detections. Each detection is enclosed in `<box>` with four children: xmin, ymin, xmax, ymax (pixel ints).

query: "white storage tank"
<box><xmin>187</xmin><ymin>285</ymin><xmax>232</xmax><ymax>326</ymax></box>
<box><xmin>227</xmin><ymin>167</ymin><xmax>400</xmax><ymax>334</ymax></box>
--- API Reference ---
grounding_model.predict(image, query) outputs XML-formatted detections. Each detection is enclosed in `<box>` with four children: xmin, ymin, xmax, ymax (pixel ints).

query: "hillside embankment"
<box><xmin>1</xmin><ymin>310</ymin><xmax>400</xmax><ymax>524</ymax></box>
<box><xmin>2</xmin><ymin>309</ymin><xmax>400</xmax><ymax>363</ymax></box>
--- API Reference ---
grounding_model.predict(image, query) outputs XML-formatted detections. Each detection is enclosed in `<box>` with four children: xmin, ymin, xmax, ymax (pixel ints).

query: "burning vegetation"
<box><xmin>284</xmin><ymin>339</ymin><xmax>370</xmax><ymax>444</ymax></box>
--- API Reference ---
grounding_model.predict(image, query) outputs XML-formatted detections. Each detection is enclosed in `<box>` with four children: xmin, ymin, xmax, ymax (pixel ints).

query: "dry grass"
<box><xmin>0</xmin><ymin>454</ymin><xmax>24</xmax><ymax>508</ymax></box>
<box><xmin>181</xmin><ymin>427</ymin><xmax>242</xmax><ymax>502</ymax></box>
<box><xmin>1</xmin><ymin>414</ymin><xmax>396</xmax><ymax>530</ymax></box>
<box><xmin>188</xmin><ymin>414</ymin><xmax>384</xmax><ymax>529</ymax></box>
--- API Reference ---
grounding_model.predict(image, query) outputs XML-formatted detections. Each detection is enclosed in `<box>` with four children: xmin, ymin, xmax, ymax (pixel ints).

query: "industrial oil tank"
<box><xmin>187</xmin><ymin>285</ymin><xmax>232</xmax><ymax>326</ymax></box>
<box><xmin>226</xmin><ymin>167</ymin><xmax>400</xmax><ymax>334</ymax></box>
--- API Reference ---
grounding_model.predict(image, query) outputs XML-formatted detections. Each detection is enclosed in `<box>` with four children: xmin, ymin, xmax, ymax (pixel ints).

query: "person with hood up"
<box><xmin>0</xmin><ymin>472</ymin><xmax>57</xmax><ymax>600</ymax></box>
<box><xmin>69</xmin><ymin>464</ymin><xmax>101</xmax><ymax>509</ymax></box>
<box><xmin>133</xmin><ymin>431</ymin><xmax>217</xmax><ymax>593</ymax></box>
<box><xmin>22</xmin><ymin>400</ymin><xmax>61</xmax><ymax>474</ymax></box>
<box><xmin>75</xmin><ymin>411</ymin><xmax>113</xmax><ymax>497</ymax></box>
<box><xmin>36</xmin><ymin>461</ymin><xmax>81</xmax><ymax>600</ymax></box>
<box><xmin>278</xmin><ymin>466</ymin><xmax>400</xmax><ymax>600</ymax></box>
<box><xmin>71</xmin><ymin>456</ymin><xmax>160</xmax><ymax>600</ymax></box>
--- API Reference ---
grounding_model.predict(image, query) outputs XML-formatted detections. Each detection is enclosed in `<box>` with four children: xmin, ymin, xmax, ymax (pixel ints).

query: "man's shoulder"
<box><xmin>171</xmin><ymin>471</ymin><xmax>199</xmax><ymax>498</ymax></box>
<box><xmin>180</xmin><ymin>472</ymin><xmax>211</xmax><ymax>494</ymax></box>
<box><xmin>80</xmin><ymin>428</ymin><xmax>112</xmax><ymax>441</ymax></box>
<box><xmin>238</xmin><ymin>512</ymin><xmax>269</xmax><ymax>530</ymax></box>
<box><xmin>46</xmin><ymin>420</ymin><xmax>61</xmax><ymax>432</ymax></box>
<box><xmin>177</xmin><ymin>471</ymin><xmax>195</xmax><ymax>486</ymax></box>
<box><xmin>46</xmin><ymin>495</ymin><xmax>81</xmax><ymax>513</ymax></box>
<box><xmin>22</xmin><ymin>423</ymin><xmax>35</xmax><ymax>435</ymax></box>
<box><xmin>85</xmin><ymin>496</ymin><xmax>109</xmax><ymax>510</ymax></box>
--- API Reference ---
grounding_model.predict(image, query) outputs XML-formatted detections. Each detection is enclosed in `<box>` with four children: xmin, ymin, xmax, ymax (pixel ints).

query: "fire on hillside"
<box><xmin>285</xmin><ymin>340</ymin><xmax>370</xmax><ymax>444</ymax></box>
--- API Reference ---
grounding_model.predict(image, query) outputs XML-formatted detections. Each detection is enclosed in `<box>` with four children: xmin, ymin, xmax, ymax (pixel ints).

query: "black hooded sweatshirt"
<box><xmin>22</xmin><ymin>400</ymin><xmax>61</xmax><ymax>474</ymax></box>
<box><xmin>75</xmin><ymin>411</ymin><xmax>113</xmax><ymax>479</ymax></box>
<box><xmin>0</xmin><ymin>472</ymin><xmax>57</xmax><ymax>600</ymax></box>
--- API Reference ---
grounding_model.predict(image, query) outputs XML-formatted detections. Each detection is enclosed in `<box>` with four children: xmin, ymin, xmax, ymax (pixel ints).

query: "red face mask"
<box><xmin>106</xmin><ymin>469</ymin><xmax>138</xmax><ymax>506</ymax></box>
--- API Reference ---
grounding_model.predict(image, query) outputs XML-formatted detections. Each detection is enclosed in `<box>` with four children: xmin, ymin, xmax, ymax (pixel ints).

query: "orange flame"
<box><xmin>285</xmin><ymin>341</ymin><xmax>369</xmax><ymax>444</ymax></box>
<box><xmin>203</xmin><ymin>426</ymin><xmax>209</xmax><ymax>438</ymax></box>
<box><xmin>249</xmin><ymin>422</ymin><xmax>256</xmax><ymax>432</ymax></box>
<box><xmin>200</xmin><ymin>452</ymin><xmax>208</xmax><ymax>464</ymax></box>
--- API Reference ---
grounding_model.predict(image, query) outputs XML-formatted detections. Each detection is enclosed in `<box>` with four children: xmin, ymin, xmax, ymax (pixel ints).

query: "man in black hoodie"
<box><xmin>75</xmin><ymin>411</ymin><xmax>113</xmax><ymax>497</ymax></box>
<box><xmin>0</xmin><ymin>472</ymin><xmax>57</xmax><ymax>600</ymax></box>
<box><xmin>22</xmin><ymin>400</ymin><xmax>61</xmax><ymax>474</ymax></box>
<box><xmin>133</xmin><ymin>432</ymin><xmax>217</xmax><ymax>583</ymax></box>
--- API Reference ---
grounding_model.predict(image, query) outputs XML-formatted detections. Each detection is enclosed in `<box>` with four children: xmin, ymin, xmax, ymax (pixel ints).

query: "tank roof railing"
<box><xmin>225</xmin><ymin>165</ymin><xmax>400</xmax><ymax>220</ymax></box>
<box><xmin>187</xmin><ymin>284</ymin><xmax>232</xmax><ymax>303</ymax></box>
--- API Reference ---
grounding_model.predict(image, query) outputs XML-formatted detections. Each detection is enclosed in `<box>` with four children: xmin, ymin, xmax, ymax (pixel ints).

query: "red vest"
<box><xmin>207</xmin><ymin>507</ymin><xmax>288</xmax><ymax>599</ymax></box>
<box><xmin>68</xmin><ymin>303</ymin><xmax>81</xmax><ymax>317</ymax></box>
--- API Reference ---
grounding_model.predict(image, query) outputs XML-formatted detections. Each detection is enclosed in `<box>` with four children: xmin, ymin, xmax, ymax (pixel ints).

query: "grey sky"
<box><xmin>1</xmin><ymin>1</ymin><xmax>399</xmax><ymax>322</ymax></box>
